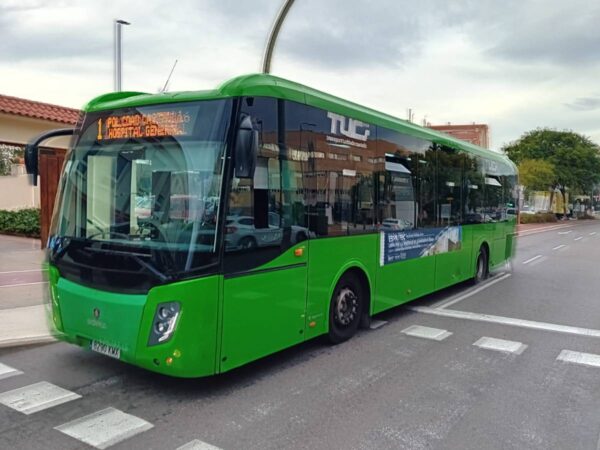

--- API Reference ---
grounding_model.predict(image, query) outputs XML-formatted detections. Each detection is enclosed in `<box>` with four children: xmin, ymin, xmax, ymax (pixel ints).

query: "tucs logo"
<box><xmin>327</xmin><ymin>112</ymin><xmax>371</xmax><ymax>141</ymax></box>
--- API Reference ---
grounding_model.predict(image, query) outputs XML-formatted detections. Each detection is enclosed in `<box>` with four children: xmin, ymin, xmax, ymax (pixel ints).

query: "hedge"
<box><xmin>519</xmin><ymin>212</ymin><xmax>558</xmax><ymax>224</ymax></box>
<box><xmin>0</xmin><ymin>208</ymin><xmax>41</xmax><ymax>237</ymax></box>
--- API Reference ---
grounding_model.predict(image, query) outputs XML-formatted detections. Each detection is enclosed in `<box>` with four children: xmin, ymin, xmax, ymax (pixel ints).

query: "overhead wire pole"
<box><xmin>262</xmin><ymin>0</ymin><xmax>296</xmax><ymax>74</ymax></box>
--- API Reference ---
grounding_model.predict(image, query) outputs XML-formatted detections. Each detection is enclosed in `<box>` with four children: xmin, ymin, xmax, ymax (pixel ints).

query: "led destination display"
<box><xmin>96</xmin><ymin>109</ymin><xmax>193</xmax><ymax>140</ymax></box>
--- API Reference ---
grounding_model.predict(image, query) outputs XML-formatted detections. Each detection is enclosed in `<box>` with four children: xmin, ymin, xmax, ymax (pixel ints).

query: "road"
<box><xmin>2</xmin><ymin>221</ymin><xmax>600</xmax><ymax>450</ymax></box>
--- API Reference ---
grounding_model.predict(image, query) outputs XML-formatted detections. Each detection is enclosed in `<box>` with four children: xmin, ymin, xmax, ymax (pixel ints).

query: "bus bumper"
<box><xmin>49</xmin><ymin>267</ymin><xmax>221</xmax><ymax>378</ymax></box>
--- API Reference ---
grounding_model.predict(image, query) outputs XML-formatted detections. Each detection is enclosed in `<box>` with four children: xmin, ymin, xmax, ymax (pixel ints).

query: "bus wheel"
<box><xmin>328</xmin><ymin>274</ymin><xmax>364</xmax><ymax>344</ymax></box>
<box><xmin>473</xmin><ymin>247</ymin><xmax>488</xmax><ymax>284</ymax></box>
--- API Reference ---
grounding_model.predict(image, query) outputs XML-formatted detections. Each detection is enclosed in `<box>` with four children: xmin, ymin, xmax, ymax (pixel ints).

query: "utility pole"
<box><xmin>114</xmin><ymin>19</ymin><xmax>131</xmax><ymax>91</ymax></box>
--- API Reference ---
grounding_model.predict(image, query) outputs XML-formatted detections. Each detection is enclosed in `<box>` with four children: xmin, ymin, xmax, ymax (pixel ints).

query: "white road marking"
<box><xmin>558</xmin><ymin>230</ymin><xmax>573</xmax><ymax>235</ymax></box>
<box><xmin>411</xmin><ymin>306</ymin><xmax>600</xmax><ymax>338</ymax></box>
<box><xmin>557</xmin><ymin>350</ymin><xmax>600</xmax><ymax>368</ymax></box>
<box><xmin>433</xmin><ymin>273</ymin><xmax>511</xmax><ymax>309</ymax></box>
<box><xmin>522</xmin><ymin>255</ymin><xmax>542</xmax><ymax>265</ymax></box>
<box><xmin>177</xmin><ymin>440</ymin><xmax>223</xmax><ymax>450</ymax></box>
<box><xmin>552</xmin><ymin>244</ymin><xmax>566</xmax><ymax>250</ymax></box>
<box><xmin>473</xmin><ymin>337</ymin><xmax>527</xmax><ymax>355</ymax></box>
<box><xmin>401</xmin><ymin>325</ymin><xmax>452</xmax><ymax>341</ymax></box>
<box><xmin>0</xmin><ymin>381</ymin><xmax>81</xmax><ymax>414</ymax></box>
<box><xmin>369</xmin><ymin>319</ymin><xmax>388</xmax><ymax>330</ymax></box>
<box><xmin>574</xmin><ymin>236</ymin><xmax>583</xmax><ymax>241</ymax></box>
<box><xmin>0</xmin><ymin>281</ymin><xmax>48</xmax><ymax>289</ymax></box>
<box><xmin>55</xmin><ymin>407</ymin><xmax>153</xmax><ymax>449</ymax></box>
<box><xmin>0</xmin><ymin>362</ymin><xmax>23</xmax><ymax>380</ymax></box>
<box><xmin>590</xmin><ymin>232</ymin><xmax>597</xmax><ymax>236</ymax></box>
<box><xmin>518</xmin><ymin>224</ymin><xmax>573</xmax><ymax>236</ymax></box>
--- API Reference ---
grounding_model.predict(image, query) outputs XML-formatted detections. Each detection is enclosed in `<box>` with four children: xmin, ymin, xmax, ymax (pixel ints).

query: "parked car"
<box><xmin>225</xmin><ymin>212</ymin><xmax>311</xmax><ymax>250</ymax></box>
<box><xmin>520</xmin><ymin>204</ymin><xmax>536</xmax><ymax>215</ymax></box>
<box><xmin>380</xmin><ymin>218</ymin><xmax>413</xmax><ymax>230</ymax></box>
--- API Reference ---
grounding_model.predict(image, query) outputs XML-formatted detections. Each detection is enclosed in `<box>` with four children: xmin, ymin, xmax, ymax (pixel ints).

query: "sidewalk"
<box><xmin>0</xmin><ymin>234</ymin><xmax>55</xmax><ymax>348</ymax></box>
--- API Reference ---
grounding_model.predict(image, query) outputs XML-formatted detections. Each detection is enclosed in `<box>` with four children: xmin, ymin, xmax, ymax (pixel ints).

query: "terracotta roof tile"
<box><xmin>0</xmin><ymin>94</ymin><xmax>81</xmax><ymax>124</ymax></box>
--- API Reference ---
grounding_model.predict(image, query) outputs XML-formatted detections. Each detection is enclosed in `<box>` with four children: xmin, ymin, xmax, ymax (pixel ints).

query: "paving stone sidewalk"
<box><xmin>0</xmin><ymin>234</ymin><xmax>55</xmax><ymax>348</ymax></box>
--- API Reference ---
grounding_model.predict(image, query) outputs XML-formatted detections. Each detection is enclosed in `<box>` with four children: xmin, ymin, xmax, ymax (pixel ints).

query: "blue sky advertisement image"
<box><xmin>380</xmin><ymin>226</ymin><xmax>462</xmax><ymax>265</ymax></box>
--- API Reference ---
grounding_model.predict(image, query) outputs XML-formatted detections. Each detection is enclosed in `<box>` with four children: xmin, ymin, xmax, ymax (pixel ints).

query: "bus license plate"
<box><xmin>90</xmin><ymin>341</ymin><xmax>121</xmax><ymax>360</ymax></box>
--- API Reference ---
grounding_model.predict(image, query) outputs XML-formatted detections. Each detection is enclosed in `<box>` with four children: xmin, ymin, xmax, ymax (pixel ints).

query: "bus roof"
<box><xmin>83</xmin><ymin>73</ymin><xmax>515</xmax><ymax>167</ymax></box>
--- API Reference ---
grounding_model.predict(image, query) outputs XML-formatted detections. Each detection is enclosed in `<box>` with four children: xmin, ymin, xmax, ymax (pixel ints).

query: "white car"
<box><xmin>380</xmin><ymin>218</ymin><xmax>413</xmax><ymax>230</ymax></box>
<box><xmin>225</xmin><ymin>213</ymin><xmax>311</xmax><ymax>250</ymax></box>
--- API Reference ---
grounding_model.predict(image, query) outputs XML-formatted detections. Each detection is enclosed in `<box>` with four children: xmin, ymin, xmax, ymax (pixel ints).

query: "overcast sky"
<box><xmin>1</xmin><ymin>0</ymin><xmax>599</xmax><ymax>150</ymax></box>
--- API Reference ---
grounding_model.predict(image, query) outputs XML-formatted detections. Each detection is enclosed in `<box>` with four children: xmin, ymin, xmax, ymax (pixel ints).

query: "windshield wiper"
<box><xmin>85</xmin><ymin>246</ymin><xmax>169</xmax><ymax>282</ymax></box>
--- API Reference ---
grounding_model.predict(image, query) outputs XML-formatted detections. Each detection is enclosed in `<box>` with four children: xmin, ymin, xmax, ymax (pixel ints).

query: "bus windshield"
<box><xmin>50</xmin><ymin>99</ymin><xmax>232</xmax><ymax>290</ymax></box>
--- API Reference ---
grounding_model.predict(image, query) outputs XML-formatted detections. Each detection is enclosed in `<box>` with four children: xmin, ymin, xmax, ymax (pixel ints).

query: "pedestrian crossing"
<box><xmin>0</xmin><ymin>361</ymin><xmax>222</xmax><ymax>449</ymax></box>
<box><xmin>0</xmin><ymin>381</ymin><xmax>80</xmax><ymax>414</ymax></box>
<box><xmin>55</xmin><ymin>407</ymin><xmax>154</xmax><ymax>449</ymax></box>
<box><xmin>0</xmin><ymin>324</ymin><xmax>599</xmax><ymax>449</ymax></box>
<box><xmin>0</xmin><ymin>362</ymin><xmax>22</xmax><ymax>380</ymax></box>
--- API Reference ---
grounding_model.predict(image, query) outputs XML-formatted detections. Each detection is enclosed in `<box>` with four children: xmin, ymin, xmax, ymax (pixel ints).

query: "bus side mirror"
<box><xmin>234</xmin><ymin>115</ymin><xmax>258</xmax><ymax>179</ymax></box>
<box><xmin>24</xmin><ymin>127</ymin><xmax>76</xmax><ymax>186</ymax></box>
<box><xmin>24</xmin><ymin>143</ymin><xmax>39</xmax><ymax>186</ymax></box>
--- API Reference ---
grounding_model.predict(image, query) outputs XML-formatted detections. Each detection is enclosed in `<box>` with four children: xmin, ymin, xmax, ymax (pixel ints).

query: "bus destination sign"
<box><xmin>97</xmin><ymin>110</ymin><xmax>192</xmax><ymax>140</ymax></box>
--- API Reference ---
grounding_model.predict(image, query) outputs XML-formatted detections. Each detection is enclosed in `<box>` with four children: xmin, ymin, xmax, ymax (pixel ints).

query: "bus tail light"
<box><xmin>148</xmin><ymin>302</ymin><xmax>180</xmax><ymax>346</ymax></box>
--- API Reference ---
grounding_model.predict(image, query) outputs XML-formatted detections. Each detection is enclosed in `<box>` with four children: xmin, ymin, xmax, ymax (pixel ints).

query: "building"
<box><xmin>0</xmin><ymin>94</ymin><xmax>80</xmax><ymax>210</ymax></box>
<box><xmin>427</xmin><ymin>123</ymin><xmax>490</xmax><ymax>149</ymax></box>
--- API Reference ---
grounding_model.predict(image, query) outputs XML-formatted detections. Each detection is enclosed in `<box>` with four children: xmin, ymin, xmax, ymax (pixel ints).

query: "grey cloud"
<box><xmin>269</xmin><ymin>0</ymin><xmax>515</xmax><ymax>70</ymax></box>
<box><xmin>565</xmin><ymin>97</ymin><xmax>600</xmax><ymax>112</ymax></box>
<box><xmin>483</xmin><ymin>2</ymin><xmax>600</xmax><ymax>66</ymax></box>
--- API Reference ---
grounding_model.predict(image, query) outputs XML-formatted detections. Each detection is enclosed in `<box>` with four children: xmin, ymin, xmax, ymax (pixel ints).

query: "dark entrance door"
<box><xmin>39</xmin><ymin>147</ymin><xmax>66</xmax><ymax>247</ymax></box>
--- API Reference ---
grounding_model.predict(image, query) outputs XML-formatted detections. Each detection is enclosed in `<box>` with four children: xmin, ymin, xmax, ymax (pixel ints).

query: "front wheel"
<box><xmin>328</xmin><ymin>274</ymin><xmax>364</xmax><ymax>344</ymax></box>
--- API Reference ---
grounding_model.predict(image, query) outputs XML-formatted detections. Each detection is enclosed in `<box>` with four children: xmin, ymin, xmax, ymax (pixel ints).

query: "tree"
<box><xmin>518</xmin><ymin>159</ymin><xmax>556</xmax><ymax>192</ymax></box>
<box><xmin>503</xmin><ymin>129</ymin><xmax>600</xmax><ymax>213</ymax></box>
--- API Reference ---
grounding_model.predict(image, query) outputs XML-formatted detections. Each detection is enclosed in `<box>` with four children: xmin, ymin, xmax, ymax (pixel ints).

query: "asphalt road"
<box><xmin>2</xmin><ymin>221</ymin><xmax>600</xmax><ymax>450</ymax></box>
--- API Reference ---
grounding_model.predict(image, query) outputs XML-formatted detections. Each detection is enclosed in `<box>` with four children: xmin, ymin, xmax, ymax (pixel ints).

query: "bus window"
<box><xmin>437</xmin><ymin>146</ymin><xmax>464</xmax><ymax>226</ymax></box>
<box><xmin>288</xmin><ymin>102</ymin><xmax>377</xmax><ymax>237</ymax></box>
<box><xmin>464</xmin><ymin>155</ymin><xmax>485</xmax><ymax>224</ymax></box>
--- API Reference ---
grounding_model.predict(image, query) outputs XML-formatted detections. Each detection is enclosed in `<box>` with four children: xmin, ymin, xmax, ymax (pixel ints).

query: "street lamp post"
<box><xmin>262</xmin><ymin>0</ymin><xmax>296</xmax><ymax>74</ymax></box>
<box><xmin>114</xmin><ymin>19</ymin><xmax>131</xmax><ymax>92</ymax></box>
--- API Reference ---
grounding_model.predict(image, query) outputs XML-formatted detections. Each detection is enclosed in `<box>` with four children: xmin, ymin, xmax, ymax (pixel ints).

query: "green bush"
<box><xmin>519</xmin><ymin>212</ymin><xmax>557</xmax><ymax>224</ymax></box>
<box><xmin>0</xmin><ymin>208</ymin><xmax>41</xmax><ymax>237</ymax></box>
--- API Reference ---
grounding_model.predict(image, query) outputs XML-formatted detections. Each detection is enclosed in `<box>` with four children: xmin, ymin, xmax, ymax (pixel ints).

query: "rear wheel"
<box><xmin>328</xmin><ymin>274</ymin><xmax>364</xmax><ymax>344</ymax></box>
<box><xmin>473</xmin><ymin>247</ymin><xmax>488</xmax><ymax>284</ymax></box>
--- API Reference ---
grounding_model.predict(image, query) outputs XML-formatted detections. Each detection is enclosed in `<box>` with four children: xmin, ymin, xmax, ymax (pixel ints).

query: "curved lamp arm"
<box><xmin>262</xmin><ymin>0</ymin><xmax>296</xmax><ymax>74</ymax></box>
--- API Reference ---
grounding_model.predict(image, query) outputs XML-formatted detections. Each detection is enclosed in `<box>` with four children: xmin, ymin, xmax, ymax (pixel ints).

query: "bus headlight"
<box><xmin>148</xmin><ymin>302</ymin><xmax>180</xmax><ymax>346</ymax></box>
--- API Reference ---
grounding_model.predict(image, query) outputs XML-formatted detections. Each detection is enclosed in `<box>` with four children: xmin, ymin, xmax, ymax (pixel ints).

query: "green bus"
<box><xmin>43</xmin><ymin>74</ymin><xmax>517</xmax><ymax>377</ymax></box>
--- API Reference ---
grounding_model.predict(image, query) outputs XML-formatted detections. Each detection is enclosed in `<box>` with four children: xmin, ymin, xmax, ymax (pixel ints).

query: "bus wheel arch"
<box><xmin>327</xmin><ymin>267</ymin><xmax>371</xmax><ymax>344</ymax></box>
<box><xmin>474</xmin><ymin>242</ymin><xmax>490</xmax><ymax>284</ymax></box>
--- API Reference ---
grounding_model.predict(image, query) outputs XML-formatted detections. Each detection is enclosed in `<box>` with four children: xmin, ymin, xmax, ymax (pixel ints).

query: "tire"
<box><xmin>239</xmin><ymin>236</ymin><xmax>257</xmax><ymax>250</ymax></box>
<box><xmin>328</xmin><ymin>273</ymin><xmax>364</xmax><ymax>344</ymax></box>
<box><xmin>473</xmin><ymin>247</ymin><xmax>488</xmax><ymax>284</ymax></box>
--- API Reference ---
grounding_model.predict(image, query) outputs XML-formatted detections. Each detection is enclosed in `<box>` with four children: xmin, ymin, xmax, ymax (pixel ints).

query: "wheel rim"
<box><xmin>334</xmin><ymin>287</ymin><xmax>358</xmax><ymax>326</ymax></box>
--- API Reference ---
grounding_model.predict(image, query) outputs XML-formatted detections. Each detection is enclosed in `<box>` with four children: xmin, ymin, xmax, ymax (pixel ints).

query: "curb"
<box><xmin>0</xmin><ymin>335</ymin><xmax>56</xmax><ymax>349</ymax></box>
<box><xmin>0</xmin><ymin>304</ymin><xmax>57</xmax><ymax>350</ymax></box>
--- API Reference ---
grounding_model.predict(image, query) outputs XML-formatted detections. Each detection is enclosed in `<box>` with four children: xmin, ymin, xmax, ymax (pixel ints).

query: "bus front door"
<box><xmin>219</xmin><ymin>242</ymin><xmax>308</xmax><ymax>373</ymax></box>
